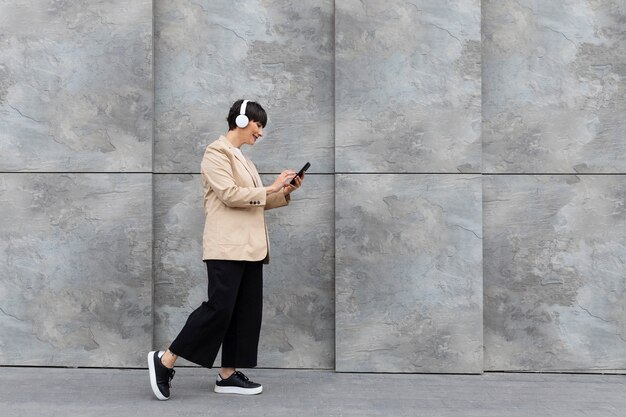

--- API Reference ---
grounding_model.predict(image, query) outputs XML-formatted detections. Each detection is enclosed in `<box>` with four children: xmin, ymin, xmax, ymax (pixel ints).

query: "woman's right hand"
<box><xmin>270</xmin><ymin>170</ymin><xmax>296</xmax><ymax>193</ymax></box>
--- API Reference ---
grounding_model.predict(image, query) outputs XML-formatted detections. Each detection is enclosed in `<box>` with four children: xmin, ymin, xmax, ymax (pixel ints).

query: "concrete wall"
<box><xmin>1</xmin><ymin>0</ymin><xmax>624</xmax><ymax>372</ymax></box>
<box><xmin>335</xmin><ymin>0</ymin><xmax>483</xmax><ymax>373</ymax></box>
<box><xmin>482</xmin><ymin>0</ymin><xmax>626</xmax><ymax>372</ymax></box>
<box><xmin>0</xmin><ymin>0</ymin><xmax>153</xmax><ymax>367</ymax></box>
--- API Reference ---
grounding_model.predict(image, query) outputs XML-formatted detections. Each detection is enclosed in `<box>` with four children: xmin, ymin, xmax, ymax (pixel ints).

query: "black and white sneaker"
<box><xmin>147</xmin><ymin>351</ymin><xmax>175</xmax><ymax>400</ymax></box>
<box><xmin>214</xmin><ymin>371</ymin><xmax>263</xmax><ymax>395</ymax></box>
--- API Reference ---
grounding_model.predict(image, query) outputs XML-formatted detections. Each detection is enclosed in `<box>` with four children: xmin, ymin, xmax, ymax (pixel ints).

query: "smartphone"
<box><xmin>290</xmin><ymin>162</ymin><xmax>311</xmax><ymax>185</ymax></box>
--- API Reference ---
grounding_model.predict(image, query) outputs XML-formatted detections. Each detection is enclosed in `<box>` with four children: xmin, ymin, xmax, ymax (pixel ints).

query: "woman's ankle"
<box><xmin>161</xmin><ymin>350</ymin><xmax>177</xmax><ymax>369</ymax></box>
<box><xmin>220</xmin><ymin>367</ymin><xmax>235</xmax><ymax>379</ymax></box>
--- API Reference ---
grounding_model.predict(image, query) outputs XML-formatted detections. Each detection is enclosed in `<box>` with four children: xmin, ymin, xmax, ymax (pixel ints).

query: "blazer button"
<box><xmin>250</xmin><ymin>201</ymin><xmax>253</xmax><ymax>204</ymax></box>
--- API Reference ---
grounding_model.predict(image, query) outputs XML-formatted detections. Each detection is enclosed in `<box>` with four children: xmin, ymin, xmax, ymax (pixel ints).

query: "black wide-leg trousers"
<box><xmin>168</xmin><ymin>259</ymin><xmax>263</xmax><ymax>369</ymax></box>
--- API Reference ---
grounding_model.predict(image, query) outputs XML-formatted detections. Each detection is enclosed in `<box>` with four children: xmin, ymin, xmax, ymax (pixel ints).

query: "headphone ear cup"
<box><xmin>235</xmin><ymin>114</ymin><xmax>249</xmax><ymax>128</ymax></box>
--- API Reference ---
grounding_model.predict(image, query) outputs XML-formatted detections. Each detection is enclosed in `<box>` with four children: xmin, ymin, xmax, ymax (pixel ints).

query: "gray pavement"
<box><xmin>1</xmin><ymin>366</ymin><xmax>625</xmax><ymax>417</ymax></box>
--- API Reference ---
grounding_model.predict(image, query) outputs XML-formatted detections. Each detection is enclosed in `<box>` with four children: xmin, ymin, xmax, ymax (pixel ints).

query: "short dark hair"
<box><xmin>227</xmin><ymin>99</ymin><xmax>267</xmax><ymax>131</ymax></box>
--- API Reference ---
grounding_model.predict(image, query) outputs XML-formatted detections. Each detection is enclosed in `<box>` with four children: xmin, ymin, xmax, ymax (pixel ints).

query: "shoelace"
<box><xmin>234</xmin><ymin>371</ymin><xmax>249</xmax><ymax>381</ymax></box>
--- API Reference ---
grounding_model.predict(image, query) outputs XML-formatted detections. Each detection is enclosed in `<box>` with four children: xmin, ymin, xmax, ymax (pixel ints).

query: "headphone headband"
<box><xmin>235</xmin><ymin>99</ymin><xmax>250</xmax><ymax>128</ymax></box>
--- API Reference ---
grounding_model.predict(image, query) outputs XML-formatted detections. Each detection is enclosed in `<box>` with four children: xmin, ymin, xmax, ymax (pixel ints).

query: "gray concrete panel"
<box><xmin>154</xmin><ymin>1</ymin><xmax>334</xmax><ymax>174</ymax></box>
<box><xmin>152</xmin><ymin>174</ymin><xmax>205</xmax><ymax>367</ymax></box>
<box><xmin>483</xmin><ymin>0</ymin><xmax>626</xmax><ymax>173</ymax></box>
<box><xmin>484</xmin><ymin>175</ymin><xmax>626</xmax><ymax>371</ymax></box>
<box><xmin>335</xmin><ymin>174</ymin><xmax>483</xmax><ymax>373</ymax></box>
<box><xmin>0</xmin><ymin>174</ymin><xmax>152</xmax><ymax>367</ymax></box>
<box><xmin>0</xmin><ymin>1</ymin><xmax>153</xmax><ymax>172</ymax></box>
<box><xmin>153</xmin><ymin>174</ymin><xmax>334</xmax><ymax>369</ymax></box>
<box><xmin>261</xmin><ymin>174</ymin><xmax>335</xmax><ymax>369</ymax></box>
<box><xmin>335</xmin><ymin>0</ymin><xmax>481</xmax><ymax>173</ymax></box>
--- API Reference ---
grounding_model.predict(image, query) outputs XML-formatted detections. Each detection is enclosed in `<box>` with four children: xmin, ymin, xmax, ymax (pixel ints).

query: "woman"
<box><xmin>148</xmin><ymin>99</ymin><xmax>303</xmax><ymax>400</ymax></box>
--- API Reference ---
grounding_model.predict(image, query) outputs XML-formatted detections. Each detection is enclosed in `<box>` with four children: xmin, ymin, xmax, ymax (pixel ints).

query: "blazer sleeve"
<box><xmin>265</xmin><ymin>190</ymin><xmax>290</xmax><ymax>211</ymax></box>
<box><xmin>202</xmin><ymin>147</ymin><xmax>267</xmax><ymax>208</ymax></box>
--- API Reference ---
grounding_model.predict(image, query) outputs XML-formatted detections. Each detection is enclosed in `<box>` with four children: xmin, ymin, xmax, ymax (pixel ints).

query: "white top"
<box><xmin>232</xmin><ymin>146</ymin><xmax>245</xmax><ymax>161</ymax></box>
<box><xmin>232</xmin><ymin>147</ymin><xmax>251</xmax><ymax>173</ymax></box>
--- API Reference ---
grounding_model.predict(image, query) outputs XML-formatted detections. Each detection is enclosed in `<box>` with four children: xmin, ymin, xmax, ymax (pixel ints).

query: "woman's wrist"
<box><xmin>266</xmin><ymin>184</ymin><xmax>280</xmax><ymax>195</ymax></box>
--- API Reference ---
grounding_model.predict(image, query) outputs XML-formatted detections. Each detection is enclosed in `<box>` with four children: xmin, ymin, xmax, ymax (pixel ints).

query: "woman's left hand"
<box><xmin>283</xmin><ymin>172</ymin><xmax>304</xmax><ymax>195</ymax></box>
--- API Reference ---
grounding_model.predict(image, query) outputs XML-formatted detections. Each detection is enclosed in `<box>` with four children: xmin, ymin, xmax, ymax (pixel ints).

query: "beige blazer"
<box><xmin>200</xmin><ymin>135</ymin><xmax>290</xmax><ymax>263</ymax></box>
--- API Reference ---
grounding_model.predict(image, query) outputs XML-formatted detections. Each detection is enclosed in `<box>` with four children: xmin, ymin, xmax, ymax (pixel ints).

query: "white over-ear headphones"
<box><xmin>235</xmin><ymin>100</ymin><xmax>250</xmax><ymax>128</ymax></box>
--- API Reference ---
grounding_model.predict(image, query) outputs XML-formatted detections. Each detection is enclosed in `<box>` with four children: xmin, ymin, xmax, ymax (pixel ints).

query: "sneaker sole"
<box><xmin>214</xmin><ymin>385</ymin><xmax>263</xmax><ymax>395</ymax></box>
<box><xmin>147</xmin><ymin>351</ymin><xmax>169</xmax><ymax>401</ymax></box>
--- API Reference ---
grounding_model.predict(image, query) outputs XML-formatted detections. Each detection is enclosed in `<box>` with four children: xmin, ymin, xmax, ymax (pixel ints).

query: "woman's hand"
<box><xmin>269</xmin><ymin>170</ymin><xmax>296</xmax><ymax>194</ymax></box>
<box><xmin>283</xmin><ymin>172</ymin><xmax>304</xmax><ymax>196</ymax></box>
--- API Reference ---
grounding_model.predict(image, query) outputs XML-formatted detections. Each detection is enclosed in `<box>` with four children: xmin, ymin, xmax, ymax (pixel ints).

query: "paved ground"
<box><xmin>1</xmin><ymin>366</ymin><xmax>625</xmax><ymax>417</ymax></box>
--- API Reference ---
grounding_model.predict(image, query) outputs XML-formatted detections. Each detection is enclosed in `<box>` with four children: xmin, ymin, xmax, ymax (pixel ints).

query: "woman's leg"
<box><xmin>220</xmin><ymin>260</ymin><xmax>263</xmax><ymax>371</ymax></box>
<box><xmin>212</xmin><ymin>261</ymin><xmax>265</xmax><ymax>395</ymax></box>
<box><xmin>168</xmin><ymin>260</ymin><xmax>246</xmax><ymax>368</ymax></box>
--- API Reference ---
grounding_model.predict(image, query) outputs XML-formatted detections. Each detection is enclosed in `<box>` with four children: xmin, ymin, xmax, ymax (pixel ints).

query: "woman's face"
<box><xmin>241</xmin><ymin>120</ymin><xmax>264</xmax><ymax>146</ymax></box>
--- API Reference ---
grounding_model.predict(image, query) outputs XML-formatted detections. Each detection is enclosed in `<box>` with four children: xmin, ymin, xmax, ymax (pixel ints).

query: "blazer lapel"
<box><xmin>219</xmin><ymin>136</ymin><xmax>259</xmax><ymax>187</ymax></box>
<box><xmin>249</xmin><ymin>158</ymin><xmax>263</xmax><ymax>187</ymax></box>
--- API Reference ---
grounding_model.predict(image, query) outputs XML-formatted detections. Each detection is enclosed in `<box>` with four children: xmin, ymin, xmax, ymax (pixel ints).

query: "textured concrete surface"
<box><xmin>152</xmin><ymin>174</ymin><xmax>205</xmax><ymax>367</ymax></box>
<box><xmin>335</xmin><ymin>174</ymin><xmax>483</xmax><ymax>373</ymax></box>
<box><xmin>153</xmin><ymin>173</ymin><xmax>334</xmax><ymax>369</ymax></box>
<box><xmin>484</xmin><ymin>175</ymin><xmax>626</xmax><ymax>371</ymax></box>
<box><xmin>261</xmin><ymin>174</ymin><xmax>335</xmax><ymax>369</ymax></box>
<box><xmin>483</xmin><ymin>0</ymin><xmax>626</xmax><ymax>173</ymax></box>
<box><xmin>0</xmin><ymin>0</ymin><xmax>153</xmax><ymax>172</ymax></box>
<box><xmin>154</xmin><ymin>0</ymin><xmax>334</xmax><ymax>174</ymax></box>
<box><xmin>335</xmin><ymin>0</ymin><xmax>481</xmax><ymax>173</ymax></box>
<box><xmin>3</xmin><ymin>367</ymin><xmax>626</xmax><ymax>417</ymax></box>
<box><xmin>2</xmin><ymin>0</ymin><xmax>626</xmax><ymax>375</ymax></box>
<box><xmin>0</xmin><ymin>174</ymin><xmax>152</xmax><ymax>367</ymax></box>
